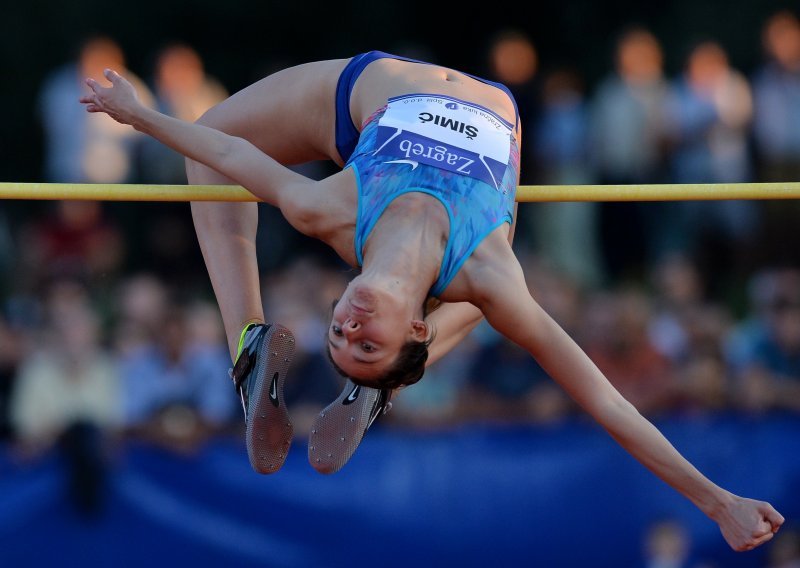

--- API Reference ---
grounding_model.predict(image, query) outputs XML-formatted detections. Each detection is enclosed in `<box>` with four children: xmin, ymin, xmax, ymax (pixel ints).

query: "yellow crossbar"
<box><xmin>2</xmin><ymin>182</ymin><xmax>800</xmax><ymax>202</ymax></box>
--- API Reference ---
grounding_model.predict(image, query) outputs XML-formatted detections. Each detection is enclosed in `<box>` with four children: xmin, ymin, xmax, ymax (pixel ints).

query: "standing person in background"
<box><xmin>664</xmin><ymin>40</ymin><xmax>757</xmax><ymax>294</ymax></box>
<box><xmin>589</xmin><ymin>26</ymin><xmax>672</xmax><ymax>280</ymax></box>
<box><xmin>0</xmin><ymin>312</ymin><xmax>22</xmax><ymax>442</ymax></box>
<box><xmin>484</xmin><ymin>29</ymin><xmax>541</xmax><ymax>248</ymax></box>
<box><xmin>751</xmin><ymin>10</ymin><xmax>800</xmax><ymax>270</ymax></box>
<box><xmin>9</xmin><ymin>280</ymin><xmax>121</xmax><ymax>515</ymax></box>
<box><xmin>17</xmin><ymin>200</ymin><xmax>126</xmax><ymax>293</ymax></box>
<box><xmin>37</xmin><ymin>35</ymin><xmax>153</xmax><ymax>184</ymax></box>
<box><xmin>139</xmin><ymin>43</ymin><xmax>228</xmax><ymax>184</ymax></box>
<box><xmin>485</xmin><ymin>29</ymin><xmax>540</xmax><ymax>181</ymax></box>
<box><xmin>752</xmin><ymin>10</ymin><xmax>800</xmax><ymax>183</ymax></box>
<box><xmin>531</xmin><ymin>66</ymin><xmax>603</xmax><ymax>289</ymax></box>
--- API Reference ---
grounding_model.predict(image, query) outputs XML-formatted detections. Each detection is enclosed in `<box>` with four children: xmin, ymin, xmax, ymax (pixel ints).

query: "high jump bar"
<box><xmin>2</xmin><ymin>182</ymin><xmax>800</xmax><ymax>202</ymax></box>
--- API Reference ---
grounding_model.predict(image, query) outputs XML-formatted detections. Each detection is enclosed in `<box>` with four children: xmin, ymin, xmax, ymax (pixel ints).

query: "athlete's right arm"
<box><xmin>471</xmin><ymin>246</ymin><xmax>784</xmax><ymax>552</ymax></box>
<box><xmin>80</xmin><ymin>69</ymin><xmax>311</xmax><ymax>207</ymax></box>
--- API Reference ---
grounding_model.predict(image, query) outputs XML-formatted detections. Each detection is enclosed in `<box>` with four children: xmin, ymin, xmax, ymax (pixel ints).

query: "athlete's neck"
<box><xmin>361</xmin><ymin>193</ymin><xmax>447</xmax><ymax>307</ymax></box>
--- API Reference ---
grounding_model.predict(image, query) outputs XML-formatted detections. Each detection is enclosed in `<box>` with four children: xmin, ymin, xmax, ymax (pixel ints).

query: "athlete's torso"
<box><xmin>290</xmin><ymin>55</ymin><xmax>520</xmax><ymax>301</ymax></box>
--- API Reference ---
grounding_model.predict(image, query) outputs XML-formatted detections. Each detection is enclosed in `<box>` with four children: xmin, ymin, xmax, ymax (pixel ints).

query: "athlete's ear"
<box><xmin>410</xmin><ymin>319</ymin><xmax>429</xmax><ymax>342</ymax></box>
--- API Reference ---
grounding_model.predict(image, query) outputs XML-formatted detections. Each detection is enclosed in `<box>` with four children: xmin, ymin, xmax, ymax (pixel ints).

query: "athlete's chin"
<box><xmin>339</xmin><ymin>365</ymin><xmax>382</xmax><ymax>384</ymax></box>
<box><xmin>350</xmin><ymin>376</ymin><xmax>382</xmax><ymax>388</ymax></box>
<box><xmin>332</xmin><ymin>359</ymin><xmax>385</xmax><ymax>385</ymax></box>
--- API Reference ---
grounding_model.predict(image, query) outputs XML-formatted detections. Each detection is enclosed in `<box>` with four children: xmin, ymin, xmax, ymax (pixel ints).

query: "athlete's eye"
<box><xmin>331</xmin><ymin>325</ymin><xmax>343</xmax><ymax>337</ymax></box>
<box><xmin>361</xmin><ymin>343</ymin><xmax>375</xmax><ymax>353</ymax></box>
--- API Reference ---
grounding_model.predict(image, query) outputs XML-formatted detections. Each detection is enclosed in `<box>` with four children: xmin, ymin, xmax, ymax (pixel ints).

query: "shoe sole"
<box><xmin>308</xmin><ymin>380</ymin><xmax>383</xmax><ymax>474</ymax></box>
<box><xmin>246</xmin><ymin>324</ymin><xmax>295</xmax><ymax>474</ymax></box>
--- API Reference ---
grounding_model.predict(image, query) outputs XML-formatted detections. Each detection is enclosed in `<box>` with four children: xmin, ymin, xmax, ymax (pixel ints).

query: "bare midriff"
<box><xmin>348</xmin><ymin>58</ymin><xmax>517</xmax><ymax>136</ymax></box>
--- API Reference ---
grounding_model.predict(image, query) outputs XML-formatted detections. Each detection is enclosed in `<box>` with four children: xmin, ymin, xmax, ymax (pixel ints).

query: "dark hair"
<box><xmin>327</xmin><ymin>335</ymin><xmax>434</xmax><ymax>390</ymax></box>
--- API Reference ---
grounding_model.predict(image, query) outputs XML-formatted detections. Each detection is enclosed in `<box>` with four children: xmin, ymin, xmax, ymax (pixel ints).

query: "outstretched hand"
<box><xmin>715</xmin><ymin>494</ymin><xmax>784</xmax><ymax>551</ymax></box>
<box><xmin>79</xmin><ymin>68</ymin><xmax>142</xmax><ymax>126</ymax></box>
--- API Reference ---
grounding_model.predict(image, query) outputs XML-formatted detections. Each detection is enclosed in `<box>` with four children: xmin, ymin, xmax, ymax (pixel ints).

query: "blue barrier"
<box><xmin>1</xmin><ymin>414</ymin><xmax>798</xmax><ymax>568</ymax></box>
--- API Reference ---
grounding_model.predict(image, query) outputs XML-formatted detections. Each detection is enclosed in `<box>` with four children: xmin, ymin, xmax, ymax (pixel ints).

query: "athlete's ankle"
<box><xmin>232</xmin><ymin>319</ymin><xmax>266</xmax><ymax>360</ymax></box>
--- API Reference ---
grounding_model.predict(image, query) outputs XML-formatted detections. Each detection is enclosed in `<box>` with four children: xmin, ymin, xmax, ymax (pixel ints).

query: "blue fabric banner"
<box><xmin>0</xmin><ymin>414</ymin><xmax>798</xmax><ymax>568</ymax></box>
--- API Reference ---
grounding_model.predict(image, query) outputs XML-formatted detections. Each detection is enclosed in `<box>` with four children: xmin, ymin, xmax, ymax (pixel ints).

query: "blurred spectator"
<box><xmin>530</xmin><ymin>66</ymin><xmax>603</xmax><ymax>289</ymax></box>
<box><xmin>10</xmin><ymin>279</ymin><xmax>121</xmax><ymax>450</ymax></box>
<box><xmin>9</xmin><ymin>279</ymin><xmax>121</xmax><ymax>515</ymax></box>
<box><xmin>725</xmin><ymin>267</ymin><xmax>786</xmax><ymax>373</ymax></box>
<box><xmin>752</xmin><ymin>10</ymin><xmax>800</xmax><ymax>182</ymax></box>
<box><xmin>37</xmin><ymin>35</ymin><xmax>153</xmax><ymax>184</ymax></box>
<box><xmin>589</xmin><ymin>26</ymin><xmax>672</xmax><ymax>279</ymax></box>
<box><xmin>483</xmin><ymin>29</ymin><xmax>543</xmax><ymax>254</ymax></box>
<box><xmin>0</xmin><ymin>209</ymin><xmax>12</xmax><ymax>293</ymax></box>
<box><xmin>17</xmin><ymin>200</ymin><xmax>125</xmax><ymax>291</ymax></box>
<box><xmin>138</xmin><ymin>206</ymin><xmax>207</xmax><ymax>289</ymax></box>
<box><xmin>459</xmin><ymin>325</ymin><xmax>571</xmax><ymax>424</ymax></box>
<box><xmin>663</xmin><ymin>40</ymin><xmax>758</xmax><ymax>290</ymax></box>
<box><xmin>667</xmin><ymin>41</ymin><xmax>754</xmax><ymax>185</ymax></box>
<box><xmin>485</xmin><ymin>29</ymin><xmax>541</xmax><ymax>187</ymax></box>
<box><xmin>118</xmin><ymin>301</ymin><xmax>235</xmax><ymax>453</ymax></box>
<box><xmin>458</xmin><ymin>257</ymin><xmax>575</xmax><ymax>425</ymax></box>
<box><xmin>641</xmin><ymin>519</ymin><xmax>697</xmax><ymax>568</ymax></box>
<box><xmin>0</xmin><ymin>311</ymin><xmax>23</xmax><ymax>441</ymax></box>
<box><xmin>648</xmin><ymin>254</ymin><xmax>707</xmax><ymax>363</ymax></box>
<box><xmin>584</xmin><ymin>287</ymin><xmax>675</xmax><ymax>416</ymax></box>
<box><xmin>112</xmin><ymin>273</ymin><xmax>170</xmax><ymax>356</ymax></box>
<box><xmin>523</xmin><ymin>252</ymin><xmax>585</xmax><ymax>338</ymax></box>
<box><xmin>139</xmin><ymin>43</ymin><xmax>228</xmax><ymax>184</ymax></box>
<box><xmin>751</xmin><ymin>10</ymin><xmax>800</xmax><ymax>270</ymax></box>
<box><xmin>647</xmin><ymin>255</ymin><xmax>732</xmax><ymax>414</ymax></box>
<box><xmin>671</xmin><ymin>304</ymin><xmax>733</xmax><ymax>414</ymax></box>
<box><xmin>391</xmin><ymin>334</ymin><xmax>477</xmax><ymax>429</ymax></box>
<box><xmin>766</xmin><ymin>526</ymin><xmax>800</xmax><ymax>568</ymax></box>
<box><xmin>732</xmin><ymin>267</ymin><xmax>800</xmax><ymax>414</ymax></box>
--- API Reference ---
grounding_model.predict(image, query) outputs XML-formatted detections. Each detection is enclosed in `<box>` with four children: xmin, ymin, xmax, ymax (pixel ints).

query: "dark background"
<box><xmin>1</xmin><ymin>0</ymin><xmax>798</xmax><ymax>182</ymax></box>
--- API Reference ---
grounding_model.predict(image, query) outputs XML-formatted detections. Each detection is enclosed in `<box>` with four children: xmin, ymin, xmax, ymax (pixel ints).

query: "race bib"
<box><xmin>372</xmin><ymin>94</ymin><xmax>513</xmax><ymax>190</ymax></box>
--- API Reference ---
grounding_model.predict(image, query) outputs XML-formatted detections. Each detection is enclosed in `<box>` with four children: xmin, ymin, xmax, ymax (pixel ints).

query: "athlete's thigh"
<box><xmin>198</xmin><ymin>59</ymin><xmax>348</xmax><ymax>165</ymax></box>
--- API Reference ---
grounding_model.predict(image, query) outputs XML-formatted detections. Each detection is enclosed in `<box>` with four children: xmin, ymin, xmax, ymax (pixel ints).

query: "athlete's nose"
<box><xmin>343</xmin><ymin>318</ymin><xmax>361</xmax><ymax>335</ymax></box>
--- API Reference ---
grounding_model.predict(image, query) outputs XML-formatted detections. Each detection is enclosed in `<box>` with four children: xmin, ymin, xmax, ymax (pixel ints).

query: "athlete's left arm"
<box><xmin>426</xmin><ymin>125</ymin><xmax>522</xmax><ymax>367</ymax></box>
<box><xmin>472</xmin><ymin>244</ymin><xmax>784</xmax><ymax>552</ymax></box>
<box><xmin>425</xmin><ymin>301</ymin><xmax>483</xmax><ymax>366</ymax></box>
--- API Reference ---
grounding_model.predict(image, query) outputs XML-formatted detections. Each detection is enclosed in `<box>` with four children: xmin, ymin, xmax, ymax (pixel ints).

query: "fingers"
<box><xmin>84</xmin><ymin>71</ymin><xmax>118</xmax><ymax>94</ymax></box>
<box><xmin>761</xmin><ymin>503</ymin><xmax>785</xmax><ymax>532</ymax></box>
<box><xmin>84</xmin><ymin>77</ymin><xmax>105</xmax><ymax>99</ymax></box>
<box><xmin>103</xmin><ymin>68</ymin><xmax>121</xmax><ymax>84</ymax></box>
<box><xmin>732</xmin><ymin>503</ymin><xmax>784</xmax><ymax>551</ymax></box>
<box><xmin>732</xmin><ymin>530</ymin><xmax>774</xmax><ymax>552</ymax></box>
<box><xmin>81</xmin><ymin>76</ymin><xmax>110</xmax><ymax>111</ymax></box>
<box><xmin>750</xmin><ymin>530</ymin><xmax>775</xmax><ymax>549</ymax></box>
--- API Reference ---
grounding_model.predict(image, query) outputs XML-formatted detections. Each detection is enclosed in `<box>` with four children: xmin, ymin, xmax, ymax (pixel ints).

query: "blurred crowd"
<box><xmin>0</xmin><ymin>11</ymin><xmax>799</xmax><ymax>558</ymax></box>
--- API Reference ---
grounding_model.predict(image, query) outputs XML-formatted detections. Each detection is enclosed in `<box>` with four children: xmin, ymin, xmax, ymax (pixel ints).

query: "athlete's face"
<box><xmin>327</xmin><ymin>282</ymin><xmax>426</xmax><ymax>381</ymax></box>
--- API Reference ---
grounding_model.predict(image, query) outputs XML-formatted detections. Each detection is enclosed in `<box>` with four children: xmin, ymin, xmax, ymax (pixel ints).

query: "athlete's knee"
<box><xmin>194</xmin><ymin>102</ymin><xmax>232</xmax><ymax>131</ymax></box>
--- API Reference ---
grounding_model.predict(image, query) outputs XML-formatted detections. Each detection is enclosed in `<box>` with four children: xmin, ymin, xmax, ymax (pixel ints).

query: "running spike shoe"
<box><xmin>230</xmin><ymin>323</ymin><xmax>295</xmax><ymax>474</ymax></box>
<box><xmin>308</xmin><ymin>380</ymin><xmax>392</xmax><ymax>474</ymax></box>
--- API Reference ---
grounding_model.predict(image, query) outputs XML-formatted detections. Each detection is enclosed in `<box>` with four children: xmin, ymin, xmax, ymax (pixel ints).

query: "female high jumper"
<box><xmin>81</xmin><ymin>52</ymin><xmax>783</xmax><ymax>552</ymax></box>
